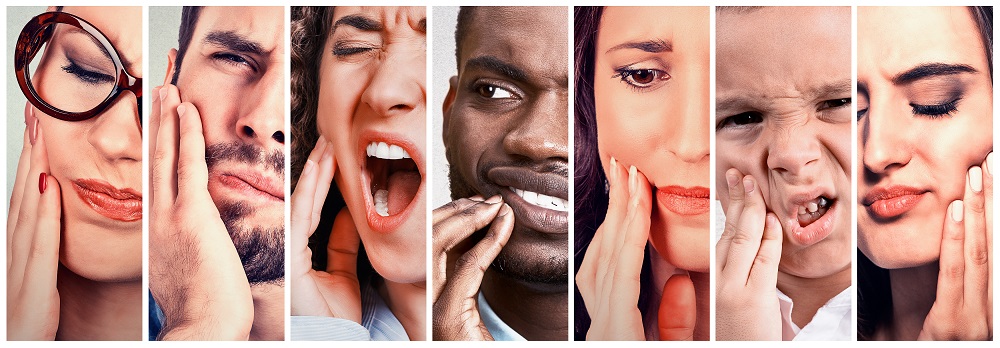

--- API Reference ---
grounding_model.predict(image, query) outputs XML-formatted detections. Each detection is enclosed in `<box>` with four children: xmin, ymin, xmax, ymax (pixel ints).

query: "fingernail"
<box><xmin>29</xmin><ymin>116</ymin><xmax>38</xmax><ymax>146</ymax></box>
<box><xmin>743</xmin><ymin>177</ymin><xmax>755</xmax><ymax>194</ymax></box>
<box><xmin>609</xmin><ymin>157</ymin><xmax>617</xmax><ymax>182</ymax></box>
<box><xmin>969</xmin><ymin>167</ymin><xmax>983</xmax><ymax>193</ymax></box>
<box><xmin>38</xmin><ymin>172</ymin><xmax>47</xmax><ymax>194</ymax></box>
<box><xmin>726</xmin><ymin>170</ymin><xmax>738</xmax><ymax>189</ymax></box>
<box><xmin>485</xmin><ymin>195</ymin><xmax>502</xmax><ymax>204</ymax></box>
<box><xmin>499</xmin><ymin>203</ymin><xmax>512</xmax><ymax>217</ymax></box>
<box><xmin>469</xmin><ymin>195</ymin><xmax>485</xmax><ymax>202</ymax></box>
<box><xmin>951</xmin><ymin>200</ymin><xmax>964</xmax><ymax>222</ymax></box>
<box><xmin>176</xmin><ymin>104</ymin><xmax>186</xmax><ymax>117</ymax></box>
<box><xmin>628</xmin><ymin>165</ymin><xmax>637</xmax><ymax>195</ymax></box>
<box><xmin>302</xmin><ymin>159</ymin><xmax>315</xmax><ymax>176</ymax></box>
<box><xmin>159</xmin><ymin>87</ymin><xmax>168</xmax><ymax>101</ymax></box>
<box><xmin>987</xmin><ymin>152</ymin><xmax>993</xmax><ymax>176</ymax></box>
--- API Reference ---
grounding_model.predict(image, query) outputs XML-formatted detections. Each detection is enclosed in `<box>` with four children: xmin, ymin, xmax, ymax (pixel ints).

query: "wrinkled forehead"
<box><xmin>193</xmin><ymin>7</ymin><xmax>284</xmax><ymax>55</ymax></box>
<box><xmin>716</xmin><ymin>7</ymin><xmax>850</xmax><ymax>113</ymax></box>
<box><xmin>458</xmin><ymin>7</ymin><xmax>568</xmax><ymax>72</ymax></box>
<box><xmin>61</xmin><ymin>6</ymin><xmax>143</xmax><ymax>74</ymax></box>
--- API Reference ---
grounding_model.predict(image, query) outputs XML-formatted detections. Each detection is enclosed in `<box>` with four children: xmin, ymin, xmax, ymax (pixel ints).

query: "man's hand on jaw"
<box><xmin>715</xmin><ymin>168</ymin><xmax>783</xmax><ymax>341</ymax></box>
<box><xmin>432</xmin><ymin>196</ymin><xmax>514</xmax><ymax>340</ymax></box>
<box><xmin>149</xmin><ymin>84</ymin><xmax>254</xmax><ymax>340</ymax></box>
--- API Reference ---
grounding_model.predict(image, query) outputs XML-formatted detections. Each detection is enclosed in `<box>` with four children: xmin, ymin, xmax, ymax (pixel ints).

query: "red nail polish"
<box><xmin>39</xmin><ymin>172</ymin><xmax>47</xmax><ymax>194</ymax></box>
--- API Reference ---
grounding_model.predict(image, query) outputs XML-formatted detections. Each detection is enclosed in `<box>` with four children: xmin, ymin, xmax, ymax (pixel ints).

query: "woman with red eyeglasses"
<box><xmin>7</xmin><ymin>6</ymin><xmax>142</xmax><ymax>340</ymax></box>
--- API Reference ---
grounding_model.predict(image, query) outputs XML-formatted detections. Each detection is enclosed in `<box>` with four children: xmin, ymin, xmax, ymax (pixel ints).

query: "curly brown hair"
<box><xmin>290</xmin><ymin>6</ymin><xmax>334</xmax><ymax>190</ymax></box>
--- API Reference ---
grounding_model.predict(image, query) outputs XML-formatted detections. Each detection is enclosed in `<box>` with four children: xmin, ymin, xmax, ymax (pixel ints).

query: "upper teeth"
<box><xmin>366</xmin><ymin>142</ymin><xmax>410</xmax><ymax>160</ymax></box>
<box><xmin>798</xmin><ymin>197</ymin><xmax>830</xmax><ymax>215</ymax></box>
<box><xmin>509</xmin><ymin>187</ymin><xmax>568</xmax><ymax>212</ymax></box>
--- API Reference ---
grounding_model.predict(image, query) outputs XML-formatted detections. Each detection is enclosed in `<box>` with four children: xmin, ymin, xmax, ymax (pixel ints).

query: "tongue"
<box><xmin>386</xmin><ymin>171</ymin><xmax>421</xmax><ymax>215</ymax></box>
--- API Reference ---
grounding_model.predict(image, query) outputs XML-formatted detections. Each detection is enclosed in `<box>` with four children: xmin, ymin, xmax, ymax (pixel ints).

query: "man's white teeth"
<box><xmin>374</xmin><ymin>189</ymin><xmax>389</xmax><ymax>216</ymax></box>
<box><xmin>508</xmin><ymin>186</ymin><xmax>568</xmax><ymax>212</ymax></box>
<box><xmin>366</xmin><ymin>142</ymin><xmax>411</xmax><ymax>160</ymax></box>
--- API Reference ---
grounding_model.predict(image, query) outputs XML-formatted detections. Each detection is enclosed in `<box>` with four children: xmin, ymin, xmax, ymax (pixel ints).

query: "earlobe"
<box><xmin>442</xmin><ymin>75</ymin><xmax>459</xmax><ymax>144</ymax></box>
<box><xmin>163</xmin><ymin>48</ymin><xmax>178</xmax><ymax>85</ymax></box>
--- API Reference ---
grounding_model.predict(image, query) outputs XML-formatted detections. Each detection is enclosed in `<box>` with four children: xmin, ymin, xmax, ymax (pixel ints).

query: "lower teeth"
<box><xmin>375</xmin><ymin>189</ymin><xmax>389</xmax><ymax>216</ymax></box>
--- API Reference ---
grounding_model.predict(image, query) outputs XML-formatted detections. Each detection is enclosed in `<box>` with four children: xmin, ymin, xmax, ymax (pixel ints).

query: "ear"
<box><xmin>441</xmin><ymin>75</ymin><xmax>459</xmax><ymax>146</ymax></box>
<box><xmin>163</xmin><ymin>48</ymin><xmax>178</xmax><ymax>86</ymax></box>
<box><xmin>46</xmin><ymin>6</ymin><xmax>58</xmax><ymax>11</ymax></box>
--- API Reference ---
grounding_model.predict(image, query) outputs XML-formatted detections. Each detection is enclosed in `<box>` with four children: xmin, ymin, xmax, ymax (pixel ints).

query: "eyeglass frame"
<box><xmin>15</xmin><ymin>11</ymin><xmax>142</xmax><ymax>126</ymax></box>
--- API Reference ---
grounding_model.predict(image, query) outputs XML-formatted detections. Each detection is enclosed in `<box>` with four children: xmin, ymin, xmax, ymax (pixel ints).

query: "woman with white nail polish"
<box><xmin>288</xmin><ymin>6</ymin><xmax>427</xmax><ymax>341</ymax></box>
<box><xmin>574</xmin><ymin>7</ymin><xmax>711</xmax><ymax>341</ymax></box>
<box><xmin>6</xmin><ymin>6</ymin><xmax>143</xmax><ymax>340</ymax></box>
<box><xmin>857</xmin><ymin>6</ymin><xmax>993</xmax><ymax>341</ymax></box>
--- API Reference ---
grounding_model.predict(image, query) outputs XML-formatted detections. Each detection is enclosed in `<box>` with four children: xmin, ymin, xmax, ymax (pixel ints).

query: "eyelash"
<box><xmin>612</xmin><ymin>67</ymin><xmax>670</xmax><ymax>91</ymax></box>
<box><xmin>716</xmin><ymin>112</ymin><xmax>763</xmax><ymax>131</ymax></box>
<box><xmin>62</xmin><ymin>59</ymin><xmax>114</xmax><ymax>85</ymax></box>
<box><xmin>911</xmin><ymin>98</ymin><xmax>960</xmax><ymax>118</ymax></box>
<box><xmin>212</xmin><ymin>52</ymin><xmax>257</xmax><ymax>73</ymax></box>
<box><xmin>472</xmin><ymin>82</ymin><xmax>519</xmax><ymax>100</ymax></box>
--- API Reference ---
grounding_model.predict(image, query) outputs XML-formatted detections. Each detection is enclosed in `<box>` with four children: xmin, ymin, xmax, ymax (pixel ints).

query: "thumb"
<box><xmin>658</xmin><ymin>273</ymin><xmax>696</xmax><ymax>341</ymax></box>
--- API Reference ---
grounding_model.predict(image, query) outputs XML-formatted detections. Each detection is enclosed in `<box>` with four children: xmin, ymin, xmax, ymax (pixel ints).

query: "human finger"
<box><xmin>432</xmin><ymin>197</ymin><xmax>504</xmax><ymax>255</ymax></box>
<box><xmin>19</xmin><ymin>173</ymin><xmax>61</xmax><ymax>312</ymax></box>
<box><xmin>290</xmin><ymin>139</ymin><xmax>329</xmax><ymax>266</ymax></box>
<box><xmin>716</xmin><ymin>168</ymin><xmax>746</xmax><ymax>271</ymax></box>
<box><xmin>152</xmin><ymin>84</ymin><xmax>181</xmax><ymax>207</ymax></box>
<box><xmin>432</xmin><ymin>196</ymin><xmax>485</xmax><ymax>225</ymax></box>
<box><xmin>963</xmin><ymin>166</ymin><xmax>989</xmax><ymax>310</ymax></box>
<box><xmin>326</xmin><ymin>209</ymin><xmax>361</xmax><ymax>281</ymax></box>
<box><xmin>722</xmin><ymin>175</ymin><xmax>767</xmax><ymax>280</ymax></box>
<box><xmin>748</xmin><ymin>213</ymin><xmax>783</xmax><ymax>288</ymax></box>
<box><xmin>175</xmin><ymin>102</ymin><xmax>210</xmax><ymax>198</ymax></box>
<box><xmin>8</xmin><ymin>103</ymin><xmax>35</xmax><ymax>235</ymax></box>
<box><xmin>310</xmin><ymin>137</ymin><xmax>336</xmax><ymax>231</ymax></box>
<box><xmin>658</xmin><ymin>274</ymin><xmax>696</xmax><ymax>341</ymax></box>
<box><xmin>9</xmin><ymin>124</ymin><xmax>51</xmax><ymax>281</ymax></box>
<box><xmin>612</xmin><ymin>166</ymin><xmax>652</xmax><ymax>294</ymax></box>
<box><xmin>148</xmin><ymin>86</ymin><xmax>162</xmax><ymax>206</ymax></box>
<box><xmin>935</xmin><ymin>200</ymin><xmax>965</xmax><ymax>308</ymax></box>
<box><xmin>438</xmin><ymin>203</ymin><xmax>514</xmax><ymax>306</ymax></box>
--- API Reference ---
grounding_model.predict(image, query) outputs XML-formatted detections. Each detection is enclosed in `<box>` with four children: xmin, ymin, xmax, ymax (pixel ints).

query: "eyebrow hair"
<box><xmin>66</xmin><ymin>26</ymin><xmax>137</xmax><ymax>72</ymax></box>
<box><xmin>606</xmin><ymin>39</ymin><xmax>673</xmax><ymax>54</ymax></box>
<box><xmin>464</xmin><ymin>55</ymin><xmax>529</xmax><ymax>82</ymax></box>
<box><xmin>812</xmin><ymin>78</ymin><xmax>852</xmax><ymax>97</ymax></box>
<box><xmin>892</xmin><ymin>63</ymin><xmax>978</xmax><ymax>85</ymax></box>
<box><xmin>716</xmin><ymin>78</ymin><xmax>852</xmax><ymax>113</ymax></box>
<box><xmin>333</xmin><ymin>15</ymin><xmax>384</xmax><ymax>33</ymax></box>
<box><xmin>203</xmin><ymin>30</ymin><xmax>266</xmax><ymax>55</ymax></box>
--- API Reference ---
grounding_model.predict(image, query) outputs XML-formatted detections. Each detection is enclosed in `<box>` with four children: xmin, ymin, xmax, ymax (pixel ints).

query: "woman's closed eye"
<box><xmin>62</xmin><ymin>59</ymin><xmax>114</xmax><ymax>85</ymax></box>
<box><xmin>911</xmin><ymin>98</ymin><xmax>960</xmax><ymax>118</ymax></box>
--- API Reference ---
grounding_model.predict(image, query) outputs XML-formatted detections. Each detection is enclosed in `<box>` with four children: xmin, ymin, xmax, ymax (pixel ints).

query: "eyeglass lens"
<box><xmin>27</xmin><ymin>23</ymin><xmax>117</xmax><ymax>114</ymax></box>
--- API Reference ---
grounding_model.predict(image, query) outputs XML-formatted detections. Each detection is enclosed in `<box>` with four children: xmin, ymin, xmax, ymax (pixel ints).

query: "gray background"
<box><xmin>431</xmin><ymin>6</ymin><xmax>457</xmax><ymax>207</ymax></box>
<box><xmin>149</xmin><ymin>7</ymin><xmax>181</xmax><ymax>92</ymax></box>
<box><xmin>6</xmin><ymin>7</ymin><xmax>45</xmax><ymax>204</ymax></box>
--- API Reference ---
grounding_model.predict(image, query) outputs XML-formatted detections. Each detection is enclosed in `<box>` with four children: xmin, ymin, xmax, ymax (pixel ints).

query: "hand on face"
<box><xmin>289</xmin><ymin>136</ymin><xmax>363</xmax><ymax>323</ymax></box>
<box><xmin>148</xmin><ymin>84</ymin><xmax>253</xmax><ymax>340</ymax></box>
<box><xmin>715</xmin><ymin>168</ymin><xmax>783</xmax><ymax>341</ymax></box>
<box><xmin>578</xmin><ymin>158</ymin><xmax>698</xmax><ymax>341</ymax></box>
<box><xmin>919</xmin><ymin>153</ymin><xmax>993</xmax><ymax>340</ymax></box>
<box><xmin>431</xmin><ymin>196</ymin><xmax>514</xmax><ymax>340</ymax></box>
<box><xmin>7</xmin><ymin>103</ymin><xmax>62</xmax><ymax>340</ymax></box>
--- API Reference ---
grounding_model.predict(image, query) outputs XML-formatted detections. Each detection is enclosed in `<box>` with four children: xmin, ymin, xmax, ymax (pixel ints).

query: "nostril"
<box><xmin>242</xmin><ymin>125</ymin><xmax>255</xmax><ymax>138</ymax></box>
<box><xmin>272</xmin><ymin>131</ymin><xmax>284</xmax><ymax>144</ymax></box>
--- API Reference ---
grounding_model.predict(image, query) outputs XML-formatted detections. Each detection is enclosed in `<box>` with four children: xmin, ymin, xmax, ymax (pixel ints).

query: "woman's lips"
<box><xmin>656</xmin><ymin>186</ymin><xmax>710</xmax><ymax>215</ymax></box>
<box><xmin>862</xmin><ymin>185</ymin><xmax>927</xmax><ymax>220</ymax></box>
<box><xmin>71</xmin><ymin>179</ymin><xmax>142</xmax><ymax>222</ymax></box>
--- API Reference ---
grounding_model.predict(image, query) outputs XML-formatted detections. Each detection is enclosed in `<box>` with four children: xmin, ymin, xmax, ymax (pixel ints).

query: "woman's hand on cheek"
<box><xmin>7</xmin><ymin>118</ymin><xmax>63</xmax><ymax>340</ymax></box>
<box><xmin>289</xmin><ymin>136</ymin><xmax>363</xmax><ymax>323</ymax></box>
<box><xmin>577</xmin><ymin>158</ymin><xmax>654</xmax><ymax>340</ymax></box>
<box><xmin>919</xmin><ymin>153</ymin><xmax>992</xmax><ymax>340</ymax></box>
<box><xmin>149</xmin><ymin>85</ymin><xmax>253</xmax><ymax>340</ymax></box>
<box><xmin>715</xmin><ymin>169</ymin><xmax>783</xmax><ymax>341</ymax></box>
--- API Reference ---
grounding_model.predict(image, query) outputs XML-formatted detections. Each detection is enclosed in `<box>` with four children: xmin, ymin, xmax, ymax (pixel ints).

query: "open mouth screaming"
<box><xmin>365</xmin><ymin>141</ymin><xmax>421</xmax><ymax>218</ymax></box>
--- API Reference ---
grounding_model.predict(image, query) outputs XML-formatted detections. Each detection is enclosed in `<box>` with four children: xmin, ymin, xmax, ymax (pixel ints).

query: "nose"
<box><xmin>861</xmin><ymin>100</ymin><xmax>911</xmax><ymax>173</ymax></box>
<box><xmin>236</xmin><ymin>70</ymin><xmax>285</xmax><ymax>146</ymax></box>
<box><xmin>503</xmin><ymin>92</ymin><xmax>568</xmax><ymax>162</ymax></box>
<box><xmin>360</xmin><ymin>45</ymin><xmax>425</xmax><ymax>119</ymax></box>
<box><xmin>766</xmin><ymin>119</ymin><xmax>822</xmax><ymax>181</ymax></box>
<box><xmin>665</xmin><ymin>76</ymin><xmax>709</xmax><ymax>163</ymax></box>
<box><xmin>88</xmin><ymin>93</ymin><xmax>141</xmax><ymax>163</ymax></box>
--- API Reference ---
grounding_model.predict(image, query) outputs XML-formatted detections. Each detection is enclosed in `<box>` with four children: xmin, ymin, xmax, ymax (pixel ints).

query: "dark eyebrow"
<box><xmin>203</xmin><ymin>30</ymin><xmax>265</xmax><ymax>55</ymax></box>
<box><xmin>464</xmin><ymin>55</ymin><xmax>529</xmax><ymax>83</ymax></box>
<box><xmin>66</xmin><ymin>26</ymin><xmax>137</xmax><ymax>72</ymax></box>
<box><xmin>333</xmin><ymin>15</ymin><xmax>384</xmax><ymax>33</ymax></box>
<box><xmin>606</xmin><ymin>39</ymin><xmax>673</xmax><ymax>54</ymax></box>
<box><xmin>892</xmin><ymin>63</ymin><xmax>978</xmax><ymax>85</ymax></box>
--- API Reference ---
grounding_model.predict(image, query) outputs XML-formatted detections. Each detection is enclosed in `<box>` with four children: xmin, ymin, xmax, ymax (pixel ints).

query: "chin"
<box><xmin>651</xmin><ymin>210</ymin><xmax>710</xmax><ymax>272</ymax></box>
<box><xmin>60</xmin><ymin>224</ymin><xmax>142</xmax><ymax>282</ymax></box>
<box><xmin>859</xmin><ymin>221</ymin><xmax>942</xmax><ymax>270</ymax></box>
<box><xmin>367</xmin><ymin>247</ymin><xmax>426</xmax><ymax>284</ymax></box>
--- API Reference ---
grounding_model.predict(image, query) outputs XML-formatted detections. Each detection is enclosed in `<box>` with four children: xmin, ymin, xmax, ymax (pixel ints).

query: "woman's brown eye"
<box><xmin>615</xmin><ymin>68</ymin><xmax>670</xmax><ymax>90</ymax></box>
<box><xmin>631</xmin><ymin>69</ymin><xmax>655</xmax><ymax>84</ymax></box>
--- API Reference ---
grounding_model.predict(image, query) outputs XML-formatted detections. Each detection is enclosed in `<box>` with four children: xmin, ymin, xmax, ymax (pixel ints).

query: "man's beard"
<box><xmin>207</xmin><ymin>142</ymin><xmax>285</xmax><ymax>285</ymax></box>
<box><xmin>447</xmin><ymin>164</ymin><xmax>568</xmax><ymax>285</ymax></box>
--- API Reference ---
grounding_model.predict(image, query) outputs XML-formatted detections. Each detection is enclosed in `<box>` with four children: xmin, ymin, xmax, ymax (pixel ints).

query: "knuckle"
<box><xmin>941</xmin><ymin>263</ymin><xmax>965</xmax><ymax>280</ymax></box>
<box><xmin>968</xmin><ymin>244</ymin><xmax>989</xmax><ymax>266</ymax></box>
<box><xmin>729</xmin><ymin>229</ymin><xmax>755</xmax><ymax>247</ymax></box>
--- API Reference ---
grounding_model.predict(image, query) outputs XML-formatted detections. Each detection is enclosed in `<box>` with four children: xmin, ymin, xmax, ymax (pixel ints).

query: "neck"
<box><xmin>482</xmin><ymin>270</ymin><xmax>568</xmax><ymax>340</ymax></box>
<box><xmin>55</xmin><ymin>266</ymin><xmax>142</xmax><ymax>340</ymax></box>
<box><xmin>776</xmin><ymin>265</ymin><xmax>851</xmax><ymax>329</ymax></box>
<box><xmin>248</xmin><ymin>281</ymin><xmax>284</xmax><ymax>341</ymax></box>
<box><xmin>880</xmin><ymin>263</ymin><xmax>937</xmax><ymax>340</ymax></box>
<box><xmin>378</xmin><ymin>278</ymin><xmax>427</xmax><ymax>341</ymax></box>
<box><xmin>649</xmin><ymin>252</ymin><xmax>710</xmax><ymax>340</ymax></box>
